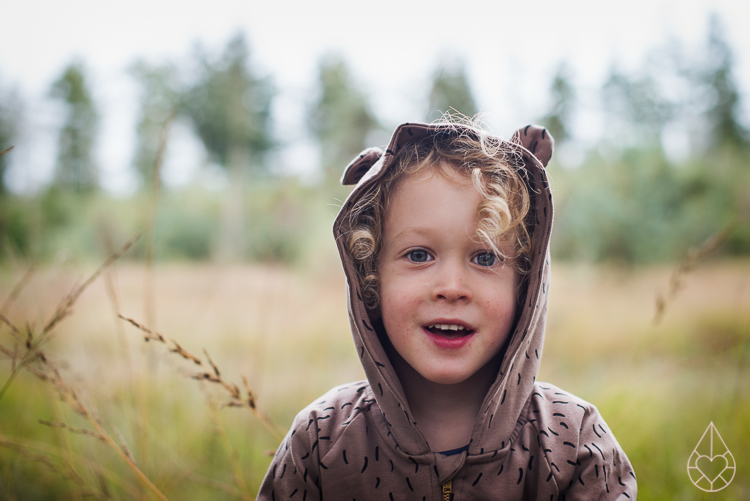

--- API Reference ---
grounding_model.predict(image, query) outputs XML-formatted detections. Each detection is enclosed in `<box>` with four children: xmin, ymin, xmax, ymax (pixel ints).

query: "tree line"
<box><xmin>0</xmin><ymin>15</ymin><xmax>747</xmax><ymax>263</ymax></box>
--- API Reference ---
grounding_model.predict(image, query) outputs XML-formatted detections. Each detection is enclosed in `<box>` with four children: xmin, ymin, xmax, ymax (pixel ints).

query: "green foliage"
<box><xmin>244</xmin><ymin>180</ymin><xmax>327</xmax><ymax>264</ymax></box>
<box><xmin>0</xmin><ymin>81</ymin><xmax>23</xmax><ymax>195</ymax></box>
<box><xmin>425</xmin><ymin>57</ymin><xmax>478</xmax><ymax>122</ymax></box>
<box><xmin>0</xmin><ymin>188</ymin><xmax>95</xmax><ymax>262</ymax></box>
<box><xmin>601</xmin><ymin>64</ymin><xmax>674</xmax><ymax>147</ymax></box>
<box><xmin>541</xmin><ymin>63</ymin><xmax>575</xmax><ymax>145</ymax></box>
<box><xmin>180</xmin><ymin>32</ymin><xmax>276</xmax><ymax>261</ymax></box>
<box><xmin>2</xmin><ymin>17</ymin><xmax>748</xmax><ymax>267</ymax></box>
<box><xmin>49</xmin><ymin>60</ymin><xmax>99</xmax><ymax>192</ymax></box>
<box><xmin>183</xmin><ymin>32</ymin><xmax>275</xmax><ymax>171</ymax></box>
<box><xmin>129</xmin><ymin>60</ymin><xmax>181</xmax><ymax>190</ymax></box>
<box><xmin>308</xmin><ymin>53</ymin><xmax>380</xmax><ymax>175</ymax></box>
<box><xmin>550</xmin><ymin>146</ymin><xmax>748</xmax><ymax>263</ymax></box>
<box><xmin>153</xmin><ymin>190</ymin><xmax>219</xmax><ymax>260</ymax></box>
<box><xmin>0</xmin><ymin>176</ymin><xmax>339</xmax><ymax>266</ymax></box>
<box><xmin>0</xmin><ymin>196</ymin><xmax>34</xmax><ymax>256</ymax></box>
<box><xmin>543</xmin><ymin>14</ymin><xmax>749</xmax><ymax>264</ymax></box>
<box><xmin>700</xmin><ymin>14</ymin><xmax>749</xmax><ymax>152</ymax></box>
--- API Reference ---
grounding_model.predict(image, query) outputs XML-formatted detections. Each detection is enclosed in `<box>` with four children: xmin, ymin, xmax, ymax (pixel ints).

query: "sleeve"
<box><xmin>257</xmin><ymin>410</ymin><xmax>323</xmax><ymax>501</ymax></box>
<box><xmin>560</xmin><ymin>405</ymin><xmax>637</xmax><ymax>500</ymax></box>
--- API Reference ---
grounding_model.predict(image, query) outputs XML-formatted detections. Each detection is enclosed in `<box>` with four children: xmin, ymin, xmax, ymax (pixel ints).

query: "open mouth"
<box><xmin>425</xmin><ymin>324</ymin><xmax>474</xmax><ymax>338</ymax></box>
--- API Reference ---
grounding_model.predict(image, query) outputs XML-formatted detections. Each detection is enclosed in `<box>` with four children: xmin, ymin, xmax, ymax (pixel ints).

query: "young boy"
<box><xmin>259</xmin><ymin>120</ymin><xmax>636</xmax><ymax>499</ymax></box>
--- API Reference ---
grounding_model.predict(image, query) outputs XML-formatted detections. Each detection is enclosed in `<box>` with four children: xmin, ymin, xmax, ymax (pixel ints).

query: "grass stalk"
<box><xmin>80</xmin><ymin>405</ymin><xmax>170</xmax><ymax>501</ymax></box>
<box><xmin>48</xmin><ymin>396</ymin><xmax>84</xmax><ymax>501</ymax></box>
<box><xmin>0</xmin><ymin>433</ymin><xmax>143</xmax><ymax>499</ymax></box>
<box><xmin>139</xmin><ymin>111</ymin><xmax>173</xmax><ymax>474</ymax></box>
<box><xmin>119</xmin><ymin>314</ymin><xmax>285</xmax><ymax>441</ymax></box>
<box><xmin>0</xmin><ymin>234</ymin><xmax>141</xmax><ymax>404</ymax></box>
<box><xmin>0</xmin><ymin>264</ymin><xmax>35</xmax><ymax>320</ymax></box>
<box><xmin>653</xmin><ymin>220</ymin><xmax>738</xmax><ymax>324</ymax></box>
<box><xmin>31</xmin><ymin>352</ymin><xmax>170</xmax><ymax>501</ymax></box>
<box><xmin>42</xmin><ymin>232</ymin><xmax>142</xmax><ymax>341</ymax></box>
<box><xmin>204</xmin><ymin>388</ymin><xmax>253</xmax><ymax>500</ymax></box>
<box><xmin>0</xmin><ymin>364</ymin><xmax>22</xmax><ymax>401</ymax></box>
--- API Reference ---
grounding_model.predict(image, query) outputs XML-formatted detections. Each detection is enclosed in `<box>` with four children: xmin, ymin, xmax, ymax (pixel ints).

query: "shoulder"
<box><xmin>526</xmin><ymin>381</ymin><xmax>596</xmax><ymax>425</ymax></box>
<box><xmin>285</xmin><ymin>381</ymin><xmax>376</xmax><ymax>456</ymax></box>
<box><xmin>522</xmin><ymin>382</ymin><xmax>637</xmax><ymax>499</ymax></box>
<box><xmin>257</xmin><ymin>381</ymin><xmax>375</xmax><ymax>500</ymax></box>
<box><xmin>294</xmin><ymin>381</ymin><xmax>376</xmax><ymax>431</ymax></box>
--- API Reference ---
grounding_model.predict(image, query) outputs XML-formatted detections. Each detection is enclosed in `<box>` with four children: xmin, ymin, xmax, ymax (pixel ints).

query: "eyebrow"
<box><xmin>389</xmin><ymin>226</ymin><xmax>436</xmax><ymax>242</ymax></box>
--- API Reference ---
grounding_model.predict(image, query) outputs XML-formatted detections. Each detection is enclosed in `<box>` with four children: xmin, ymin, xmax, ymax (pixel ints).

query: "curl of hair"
<box><xmin>346</xmin><ymin>117</ymin><xmax>533</xmax><ymax>311</ymax></box>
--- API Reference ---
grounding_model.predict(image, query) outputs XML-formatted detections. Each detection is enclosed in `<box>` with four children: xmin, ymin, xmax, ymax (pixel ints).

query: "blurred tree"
<box><xmin>425</xmin><ymin>58</ymin><xmax>478</xmax><ymax>122</ymax></box>
<box><xmin>184</xmin><ymin>32</ymin><xmax>274</xmax><ymax>170</ymax></box>
<box><xmin>0</xmin><ymin>83</ymin><xmax>27</xmax><ymax>258</ymax></box>
<box><xmin>552</xmin><ymin>19</ymin><xmax>750</xmax><ymax>265</ymax></box>
<box><xmin>308</xmin><ymin>53</ymin><xmax>380</xmax><ymax>175</ymax></box>
<box><xmin>129</xmin><ymin>60</ymin><xmax>181</xmax><ymax>190</ymax></box>
<box><xmin>542</xmin><ymin>63</ymin><xmax>575</xmax><ymax>145</ymax></box>
<box><xmin>550</xmin><ymin>146</ymin><xmax>738</xmax><ymax>263</ymax></box>
<box><xmin>601</xmin><ymin>63</ymin><xmax>673</xmax><ymax>147</ymax></box>
<box><xmin>0</xmin><ymin>79</ymin><xmax>22</xmax><ymax>195</ymax></box>
<box><xmin>49</xmin><ymin>60</ymin><xmax>99</xmax><ymax>192</ymax></box>
<box><xmin>700</xmin><ymin>14</ymin><xmax>748</xmax><ymax>152</ymax></box>
<box><xmin>183</xmin><ymin>32</ymin><xmax>275</xmax><ymax>260</ymax></box>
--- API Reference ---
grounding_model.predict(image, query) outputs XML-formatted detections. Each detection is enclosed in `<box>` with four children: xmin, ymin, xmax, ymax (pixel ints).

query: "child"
<box><xmin>259</xmin><ymin>119</ymin><xmax>636</xmax><ymax>499</ymax></box>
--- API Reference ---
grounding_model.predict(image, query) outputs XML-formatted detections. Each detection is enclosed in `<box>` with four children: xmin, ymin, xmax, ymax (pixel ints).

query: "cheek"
<box><xmin>381</xmin><ymin>288</ymin><xmax>408</xmax><ymax>322</ymax></box>
<box><xmin>379</xmin><ymin>267</ymin><xmax>409</xmax><ymax>305</ymax></box>
<box><xmin>486</xmin><ymin>281</ymin><xmax>518</xmax><ymax>323</ymax></box>
<box><xmin>380</xmin><ymin>280</ymin><xmax>419</xmax><ymax>329</ymax></box>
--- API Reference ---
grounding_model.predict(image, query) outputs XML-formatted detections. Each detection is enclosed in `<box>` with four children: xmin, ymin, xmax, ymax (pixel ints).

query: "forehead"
<box><xmin>383</xmin><ymin>166</ymin><xmax>481</xmax><ymax>234</ymax></box>
<box><xmin>388</xmin><ymin>161</ymin><xmax>475</xmax><ymax>205</ymax></box>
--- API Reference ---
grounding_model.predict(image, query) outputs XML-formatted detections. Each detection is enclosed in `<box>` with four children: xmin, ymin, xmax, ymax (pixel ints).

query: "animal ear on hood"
<box><xmin>511</xmin><ymin>125</ymin><xmax>554</xmax><ymax>168</ymax></box>
<box><xmin>340</xmin><ymin>147</ymin><xmax>384</xmax><ymax>185</ymax></box>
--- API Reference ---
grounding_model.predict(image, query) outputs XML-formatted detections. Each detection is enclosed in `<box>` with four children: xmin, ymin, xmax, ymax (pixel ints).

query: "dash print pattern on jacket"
<box><xmin>258</xmin><ymin>122</ymin><xmax>637</xmax><ymax>500</ymax></box>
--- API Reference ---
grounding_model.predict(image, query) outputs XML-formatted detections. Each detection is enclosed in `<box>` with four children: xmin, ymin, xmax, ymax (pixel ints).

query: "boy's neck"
<box><xmin>390</xmin><ymin>351</ymin><xmax>501</xmax><ymax>452</ymax></box>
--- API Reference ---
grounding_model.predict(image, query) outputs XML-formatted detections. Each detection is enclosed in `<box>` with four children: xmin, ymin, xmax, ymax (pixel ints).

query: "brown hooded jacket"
<box><xmin>258</xmin><ymin>122</ymin><xmax>637</xmax><ymax>500</ymax></box>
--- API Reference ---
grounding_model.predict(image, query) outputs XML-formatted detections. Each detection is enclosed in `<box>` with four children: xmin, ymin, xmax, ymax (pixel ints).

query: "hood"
<box><xmin>333</xmin><ymin>122</ymin><xmax>554</xmax><ymax>461</ymax></box>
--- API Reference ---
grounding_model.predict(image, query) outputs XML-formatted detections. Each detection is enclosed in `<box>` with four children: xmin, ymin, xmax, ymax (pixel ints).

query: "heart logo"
<box><xmin>687</xmin><ymin>422</ymin><xmax>735</xmax><ymax>492</ymax></box>
<box><xmin>695</xmin><ymin>454</ymin><xmax>728</xmax><ymax>483</ymax></box>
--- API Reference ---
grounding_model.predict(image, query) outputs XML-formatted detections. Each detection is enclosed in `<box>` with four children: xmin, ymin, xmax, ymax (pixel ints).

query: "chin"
<box><xmin>420</xmin><ymin>370</ymin><xmax>473</xmax><ymax>386</ymax></box>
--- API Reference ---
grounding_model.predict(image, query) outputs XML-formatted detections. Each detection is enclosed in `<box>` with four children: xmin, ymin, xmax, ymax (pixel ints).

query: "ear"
<box><xmin>511</xmin><ymin>125</ymin><xmax>554</xmax><ymax>168</ymax></box>
<box><xmin>341</xmin><ymin>147</ymin><xmax>384</xmax><ymax>185</ymax></box>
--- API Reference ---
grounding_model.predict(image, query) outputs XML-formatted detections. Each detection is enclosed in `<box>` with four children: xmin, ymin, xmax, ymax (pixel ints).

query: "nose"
<box><xmin>431</xmin><ymin>259</ymin><xmax>472</xmax><ymax>303</ymax></box>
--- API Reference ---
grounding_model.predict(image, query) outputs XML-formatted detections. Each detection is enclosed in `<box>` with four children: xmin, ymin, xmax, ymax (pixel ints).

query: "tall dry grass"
<box><xmin>0</xmin><ymin>249</ymin><xmax>360</xmax><ymax>499</ymax></box>
<box><xmin>0</xmin><ymin>253</ymin><xmax>748</xmax><ymax>499</ymax></box>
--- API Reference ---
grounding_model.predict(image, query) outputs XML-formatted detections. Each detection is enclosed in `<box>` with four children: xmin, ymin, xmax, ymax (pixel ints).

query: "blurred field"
<box><xmin>0</xmin><ymin>257</ymin><xmax>748</xmax><ymax>499</ymax></box>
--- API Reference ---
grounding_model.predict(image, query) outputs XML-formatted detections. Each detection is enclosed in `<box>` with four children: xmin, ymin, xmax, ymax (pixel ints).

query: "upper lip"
<box><xmin>423</xmin><ymin>319</ymin><xmax>475</xmax><ymax>331</ymax></box>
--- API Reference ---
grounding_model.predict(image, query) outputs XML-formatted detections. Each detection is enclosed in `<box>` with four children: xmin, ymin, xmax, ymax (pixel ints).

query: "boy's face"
<box><xmin>378</xmin><ymin>166</ymin><xmax>518</xmax><ymax>386</ymax></box>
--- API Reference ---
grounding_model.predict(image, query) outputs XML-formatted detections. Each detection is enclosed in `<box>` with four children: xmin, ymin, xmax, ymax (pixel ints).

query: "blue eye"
<box><xmin>473</xmin><ymin>252</ymin><xmax>497</xmax><ymax>267</ymax></box>
<box><xmin>407</xmin><ymin>250</ymin><xmax>431</xmax><ymax>263</ymax></box>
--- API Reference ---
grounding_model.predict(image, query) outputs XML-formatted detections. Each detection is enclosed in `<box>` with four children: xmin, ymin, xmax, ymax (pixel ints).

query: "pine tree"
<box><xmin>0</xmin><ymin>79</ymin><xmax>22</xmax><ymax>195</ymax></box>
<box><xmin>49</xmin><ymin>61</ymin><xmax>99</xmax><ymax>192</ymax></box>
<box><xmin>182</xmin><ymin>32</ymin><xmax>275</xmax><ymax>260</ymax></box>
<box><xmin>701</xmin><ymin>14</ymin><xmax>748</xmax><ymax>152</ymax></box>
<box><xmin>129</xmin><ymin>60</ymin><xmax>180</xmax><ymax>190</ymax></box>
<box><xmin>542</xmin><ymin>63</ymin><xmax>575</xmax><ymax>145</ymax></box>
<box><xmin>425</xmin><ymin>58</ymin><xmax>478</xmax><ymax>122</ymax></box>
<box><xmin>308</xmin><ymin>53</ymin><xmax>379</xmax><ymax>174</ymax></box>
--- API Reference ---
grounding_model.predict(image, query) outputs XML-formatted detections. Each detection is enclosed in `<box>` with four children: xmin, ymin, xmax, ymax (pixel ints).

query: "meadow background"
<box><xmin>1</xmin><ymin>4</ymin><xmax>749</xmax><ymax>499</ymax></box>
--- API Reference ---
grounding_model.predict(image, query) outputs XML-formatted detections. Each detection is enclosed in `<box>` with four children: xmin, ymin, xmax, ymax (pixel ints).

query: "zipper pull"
<box><xmin>442</xmin><ymin>480</ymin><xmax>453</xmax><ymax>501</ymax></box>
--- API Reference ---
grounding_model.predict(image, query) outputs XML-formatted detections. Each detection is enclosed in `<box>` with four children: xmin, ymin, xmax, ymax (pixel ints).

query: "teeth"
<box><xmin>429</xmin><ymin>324</ymin><xmax>465</xmax><ymax>331</ymax></box>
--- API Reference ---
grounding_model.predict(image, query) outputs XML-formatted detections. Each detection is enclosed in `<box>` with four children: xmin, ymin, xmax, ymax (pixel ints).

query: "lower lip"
<box><xmin>423</xmin><ymin>327</ymin><xmax>474</xmax><ymax>349</ymax></box>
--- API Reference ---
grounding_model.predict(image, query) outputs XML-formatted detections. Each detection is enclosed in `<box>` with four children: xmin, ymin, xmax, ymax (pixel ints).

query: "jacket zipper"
<box><xmin>442</xmin><ymin>480</ymin><xmax>453</xmax><ymax>501</ymax></box>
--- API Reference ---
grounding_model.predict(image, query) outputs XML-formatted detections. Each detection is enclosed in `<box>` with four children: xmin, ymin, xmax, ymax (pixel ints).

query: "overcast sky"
<box><xmin>1</xmin><ymin>0</ymin><xmax>748</xmax><ymax>193</ymax></box>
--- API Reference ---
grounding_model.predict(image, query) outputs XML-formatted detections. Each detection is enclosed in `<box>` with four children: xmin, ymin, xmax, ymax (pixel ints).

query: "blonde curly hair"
<box><xmin>347</xmin><ymin>122</ymin><xmax>533</xmax><ymax>311</ymax></box>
